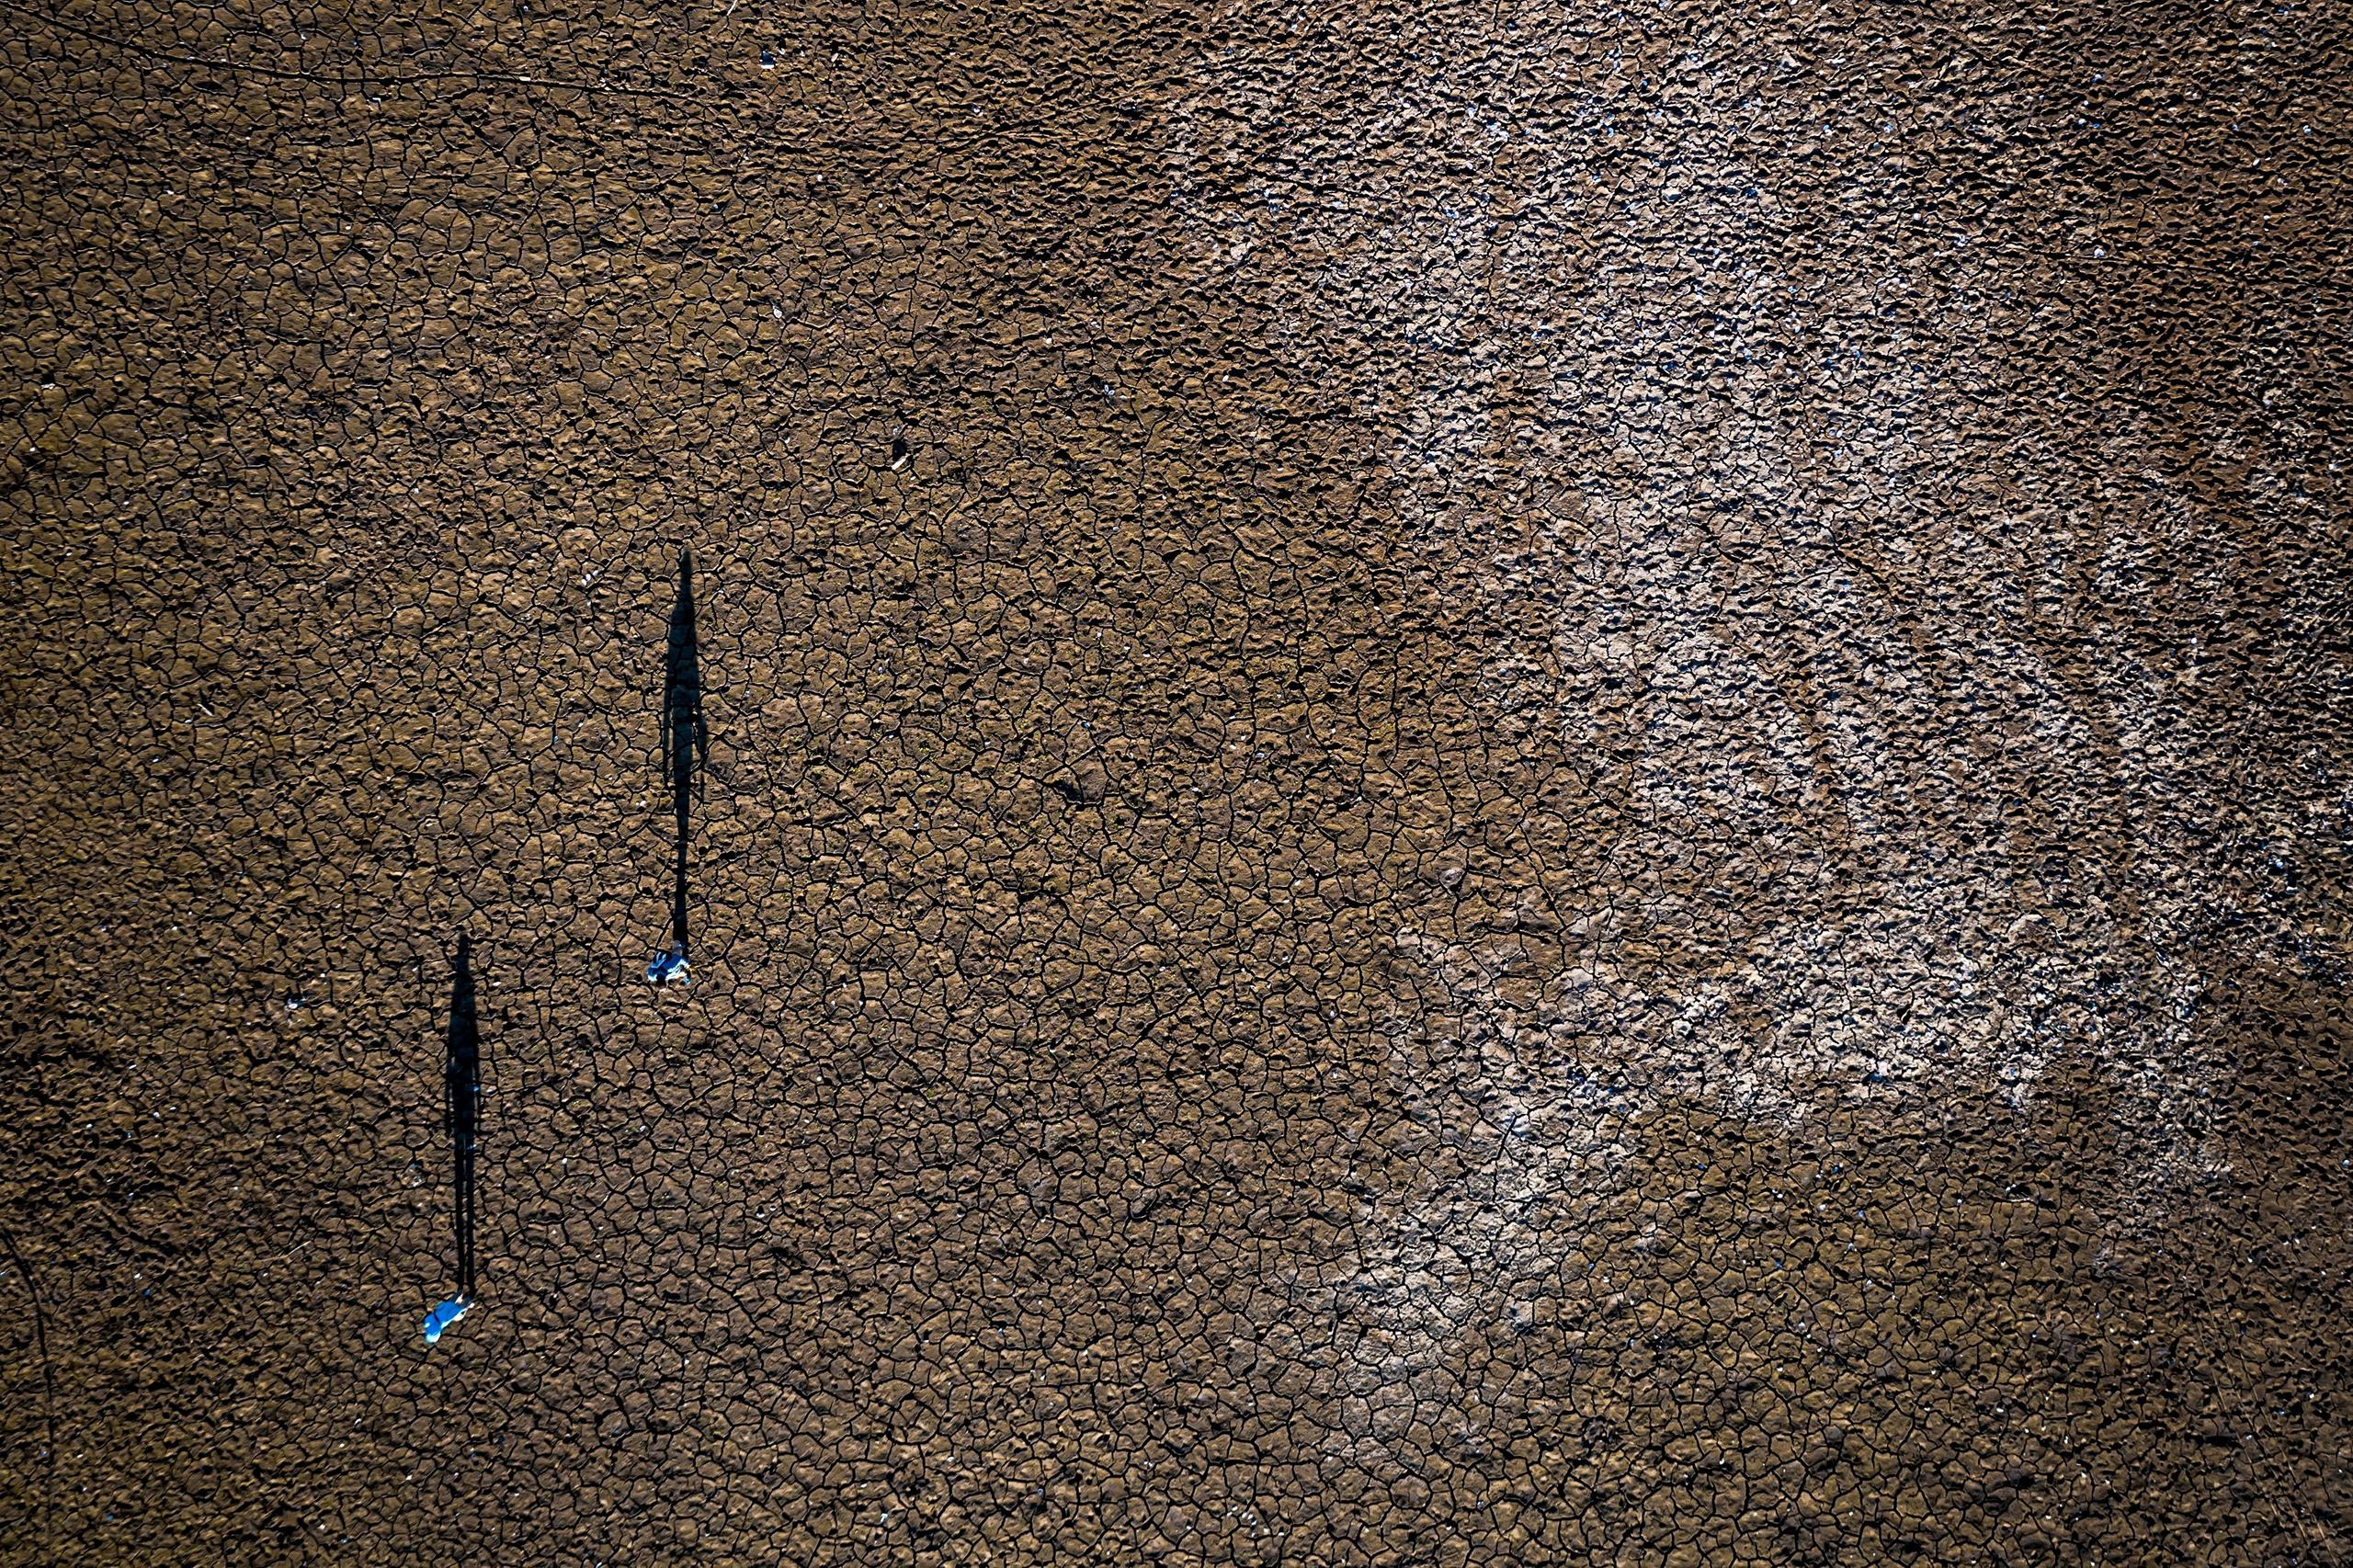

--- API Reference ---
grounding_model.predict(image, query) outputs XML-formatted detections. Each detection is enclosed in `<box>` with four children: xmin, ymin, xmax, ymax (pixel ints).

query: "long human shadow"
<box><xmin>650</xmin><ymin>547</ymin><xmax>704</xmax><ymax>983</ymax></box>
<box><xmin>442</xmin><ymin>934</ymin><xmax>481</xmax><ymax>1312</ymax></box>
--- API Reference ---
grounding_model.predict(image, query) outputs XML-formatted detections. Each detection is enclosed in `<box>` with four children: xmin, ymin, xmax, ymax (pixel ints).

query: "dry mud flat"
<box><xmin>2</xmin><ymin>0</ymin><xmax>2350</xmax><ymax>1562</ymax></box>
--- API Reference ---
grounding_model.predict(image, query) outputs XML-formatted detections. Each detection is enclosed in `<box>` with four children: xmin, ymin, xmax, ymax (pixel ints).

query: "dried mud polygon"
<box><xmin>2</xmin><ymin>0</ymin><xmax>2348</xmax><ymax>1563</ymax></box>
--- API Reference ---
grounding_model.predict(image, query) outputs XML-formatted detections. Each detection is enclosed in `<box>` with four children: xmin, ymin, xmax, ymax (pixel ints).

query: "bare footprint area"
<box><xmin>3</xmin><ymin>0</ymin><xmax>2348</xmax><ymax>1563</ymax></box>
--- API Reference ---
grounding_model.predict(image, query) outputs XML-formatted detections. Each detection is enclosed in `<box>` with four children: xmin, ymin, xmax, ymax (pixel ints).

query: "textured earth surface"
<box><xmin>4</xmin><ymin>0</ymin><xmax>2352</xmax><ymax>1562</ymax></box>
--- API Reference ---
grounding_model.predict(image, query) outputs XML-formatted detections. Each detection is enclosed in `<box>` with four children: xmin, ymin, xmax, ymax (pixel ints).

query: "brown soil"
<box><xmin>3</xmin><ymin>0</ymin><xmax>2349</xmax><ymax>1562</ymax></box>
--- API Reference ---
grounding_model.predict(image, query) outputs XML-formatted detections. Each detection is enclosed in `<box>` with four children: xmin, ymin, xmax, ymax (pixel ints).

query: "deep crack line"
<box><xmin>0</xmin><ymin>1221</ymin><xmax>58</xmax><ymax>1553</ymax></box>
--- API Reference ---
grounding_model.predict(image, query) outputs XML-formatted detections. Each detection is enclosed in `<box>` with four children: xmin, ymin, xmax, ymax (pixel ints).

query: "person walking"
<box><xmin>648</xmin><ymin>547</ymin><xmax>704</xmax><ymax>984</ymax></box>
<box><xmin>426</xmin><ymin>934</ymin><xmax>481</xmax><ymax>1345</ymax></box>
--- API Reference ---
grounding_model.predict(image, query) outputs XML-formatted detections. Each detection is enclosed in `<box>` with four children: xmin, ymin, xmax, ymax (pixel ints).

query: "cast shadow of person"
<box><xmin>426</xmin><ymin>933</ymin><xmax>481</xmax><ymax>1344</ymax></box>
<box><xmin>650</xmin><ymin>547</ymin><xmax>705</xmax><ymax>985</ymax></box>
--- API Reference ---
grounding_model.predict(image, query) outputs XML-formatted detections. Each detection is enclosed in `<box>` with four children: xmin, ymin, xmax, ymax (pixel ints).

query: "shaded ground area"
<box><xmin>3</xmin><ymin>0</ymin><xmax>2350</xmax><ymax>1562</ymax></box>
